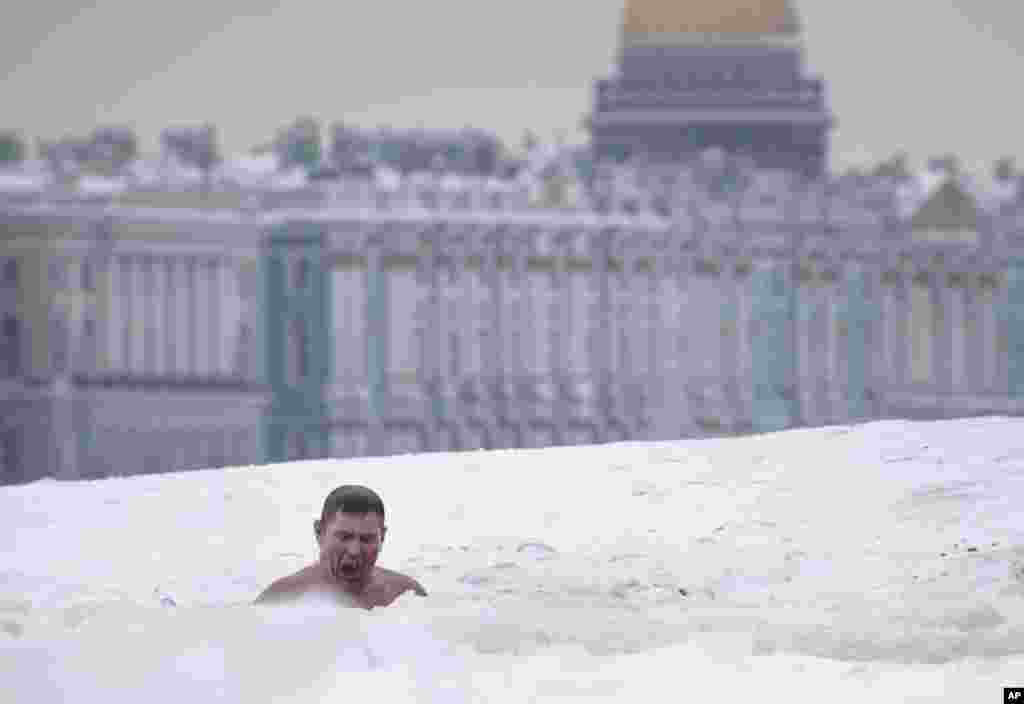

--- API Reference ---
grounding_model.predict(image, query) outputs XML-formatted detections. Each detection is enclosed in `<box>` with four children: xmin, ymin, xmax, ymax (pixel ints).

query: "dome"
<box><xmin>622</xmin><ymin>0</ymin><xmax>801</xmax><ymax>39</ymax></box>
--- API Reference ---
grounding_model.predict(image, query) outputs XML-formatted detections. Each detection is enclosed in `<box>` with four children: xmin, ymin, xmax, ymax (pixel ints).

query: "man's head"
<box><xmin>313</xmin><ymin>485</ymin><xmax>387</xmax><ymax>590</ymax></box>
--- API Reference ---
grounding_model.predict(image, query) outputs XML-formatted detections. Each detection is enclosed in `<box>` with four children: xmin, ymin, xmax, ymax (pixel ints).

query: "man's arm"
<box><xmin>254</xmin><ymin>574</ymin><xmax>306</xmax><ymax>604</ymax></box>
<box><xmin>406</xmin><ymin>576</ymin><xmax>428</xmax><ymax>597</ymax></box>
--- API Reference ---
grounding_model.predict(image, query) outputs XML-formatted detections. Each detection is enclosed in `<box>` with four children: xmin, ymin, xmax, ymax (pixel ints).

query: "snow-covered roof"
<box><xmin>215</xmin><ymin>153</ymin><xmax>282</xmax><ymax>188</ymax></box>
<box><xmin>0</xmin><ymin>168</ymin><xmax>50</xmax><ymax>193</ymax></box>
<box><xmin>153</xmin><ymin>157</ymin><xmax>205</xmax><ymax>188</ymax></box>
<box><xmin>124</xmin><ymin>159</ymin><xmax>163</xmax><ymax>188</ymax></box>
<box><xmin>8</xmin><ymin>146</ymin><xmax>1024</xmax><ymax>227</ymax></box>
<box><xmin>440</xmin><ymin>172</ymin><xmax>466</xmax><ymax>192</ymax></box>
<box><xmin>406</xmin><ymin>171</ymin><xmax>435</xmax><ymax>187</ymax></box>
<box><xmin>484</xmin><ymin>176</ymin><xmax>516</xmax><ymax>193</ymax></box>
<box><xmin>964</xmin><ymin>172</ymin><xmax>1019</xmax><ymax>214</ymax></box>
<box><xmin>265</xmin><ymin>167</ymin><xmax>309</xmax><ymax>191</ymax></box>
<box><xmin>890</xmin><ymin>167</ymin><xmax>952</xmax><ymax>219</ymax></box>
<box><xmin>77</xmin><ymin>174</ymin><xmax>125</xmax><ymax>196</ymax></box>
<box><xmin>374</xmin><ymin>166</ymin><xmax>402</xmax><ymax>192</ymax></box>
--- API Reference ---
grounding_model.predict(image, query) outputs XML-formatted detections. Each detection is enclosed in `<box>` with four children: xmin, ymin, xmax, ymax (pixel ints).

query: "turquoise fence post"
<box><xmin>1006</xmin><ymin>259</ymin><xmax>1024</xmax><ymax>396</ymax></box>
<box><xmin>264</xmin><ymin>234</ymin><xmax>286</xmax><ymax>462</ymax></box>
<box><xmin>261</xmin><ymin>223</ymin><xmax>328</xmax><ymax>461</ymax></box>
<box><xmin>750</xmin><ymin>264</ymin><xmax>795</xmax><ymax>432</ymax></box>
<box><xmin>319</xmin><ymin>229</ymin><xmax>331</xmax><ymax>458</ymax></box>
<box><xmin>366</xmin><ymin>249</ymin><xmax>387</xmax><ymax>427</ymax></box>
<box><xmin>844</xmin><ymin>266</ymin><xmax>870</xmax><ymax>420</ymax></box>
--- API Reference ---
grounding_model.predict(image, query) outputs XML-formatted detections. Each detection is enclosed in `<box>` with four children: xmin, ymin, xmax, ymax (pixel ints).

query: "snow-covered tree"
<box><xmin>161</xmin><ymin>124</ymin><xmax>221</xmax><ymax>188</ymax></box>
<box><xmin>277</xmin><ymin>116</ymin><xmax>322</xmax><ymax>172</ymax></box>
<box><xmin>520</xmin><ymin>129</ymin><xmax>539</xmax><ymax>158</ymax></box>
<box><xmin>91</xmin><ymin>126</ymin><xmax>137</xmax><ymax>172</ymax></box>
<box><xmin>927</xmin><ymin>154</ymin><xmax>959</xmax><ymax>176</ymax></box>
<box><xmin>0</xmin><ymin>131</ymin><xmax>25</xmax><ymax>165</ymax></box>
<box><xmin>993</xmin><ymin>156</ymin><xmax>1015</xmax><ymax>183</ymax></box>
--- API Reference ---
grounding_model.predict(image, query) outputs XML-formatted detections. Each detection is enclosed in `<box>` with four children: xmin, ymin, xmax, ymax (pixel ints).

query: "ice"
<box><xmin>3</xmin><ymin>418</ymin><xmax>1024</xmax><ymax>702</ymax></box>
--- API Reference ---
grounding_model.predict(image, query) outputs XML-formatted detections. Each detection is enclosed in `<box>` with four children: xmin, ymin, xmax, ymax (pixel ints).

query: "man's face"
<box><xmin>315</xmin><ymin>511</ymin><xmax>386</xmax><ymax>588</ymax></box>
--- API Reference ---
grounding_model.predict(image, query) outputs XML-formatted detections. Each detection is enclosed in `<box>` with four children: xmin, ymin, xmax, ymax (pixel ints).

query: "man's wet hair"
<box><xmin>319</xmin><ymin>485</ymin><xmax>386</xmax><ymax>527</ymax></box>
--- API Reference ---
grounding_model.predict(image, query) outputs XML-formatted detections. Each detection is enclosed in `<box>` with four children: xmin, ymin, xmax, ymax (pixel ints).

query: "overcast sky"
<box><xmin>2</xmin><ymin>1</ymin><xmax>1022</xmax><ymax>174</ymax></box>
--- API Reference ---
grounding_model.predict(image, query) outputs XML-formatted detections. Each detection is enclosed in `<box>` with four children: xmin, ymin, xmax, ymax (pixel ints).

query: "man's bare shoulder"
<box><xmin>376</xmin><ymin>567</ymin><xmax>428</xmax><ymax>597</ymax></box>
<box><xmin>255</xmin><ymin>565</ymin><xmax>322</xmax><ymax>604</ymax></box>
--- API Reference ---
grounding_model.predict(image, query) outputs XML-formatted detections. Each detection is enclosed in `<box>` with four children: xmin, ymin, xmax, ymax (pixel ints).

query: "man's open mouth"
<box><xmin>339</xmin><ymin>563</ymin><xmax>359</xmax><ymax>577</ymax></box>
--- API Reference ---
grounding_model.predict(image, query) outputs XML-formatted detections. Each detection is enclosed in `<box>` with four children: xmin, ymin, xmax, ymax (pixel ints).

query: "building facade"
<box><xmin>0</xmin><ymin>188</ymin><xmax>271</xmax><ymax>483</ymax></box>
<box><xmin>3</xmin><ymin>167</ymin><xmax>1024</xmax><ymax>484</ymax></box>
<box><xmin>3</xmin><ymin>0</ymin><xmax>1024</xmax><ymax>484</ymax></box>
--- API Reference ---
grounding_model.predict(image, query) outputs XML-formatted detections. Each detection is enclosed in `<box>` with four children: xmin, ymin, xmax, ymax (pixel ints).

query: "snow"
<box><xmin>7</xmin><ymin>148</ymin><xmax>1021</xmax><ymax>224</ymax></box>
<box><xmin>440</xmin><ymin>172</ymin><xmax>465</xmax><ymax>193</ymax></box>
<box><xmin>77</xmin><ymin>174</ymin><xmax>125</xmax><ymax>196</ymax></box>
<box><xmin>375</xmin><ymin>165</ymin><xmax>402</xmax><ymax>192</ymax></box>
<box><xmin>216</xmin><ymin>153</ymin><xmax>282</xmax><ymax>188</ymax></box>
<box><xmin>0</xmin><ymin>162</ymin><xmax>57</xmax><ymax>194</ymax></box>
<box><xmin>125</xmin><ymin>159</ymin><xmax>164</xmax><ymax>188</ymax></box>
<box><xmin>2</xmin><ymin>417</ymin><xmax>1024</xmax><ymax>702</ymax></box>
<box><xmin>964</xmin><ymin>173</ymin><xmax>1019</xmax><ymax>214</ymax></box>
<box><xmin>268</xmin><ymin>167</ymin><xmax>309</xmax><ymax>191</ymax></box>
<box><xmin>158</xmin><ymin>158</ymin><xmax>205</xmax><ymax>188</ymax></box>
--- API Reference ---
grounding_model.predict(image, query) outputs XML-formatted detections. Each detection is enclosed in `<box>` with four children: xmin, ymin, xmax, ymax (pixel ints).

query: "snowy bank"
<box><xmin>2</xmin><ymin>417</ymin><xmax>1023</xmax><ymax>702</ymax></box>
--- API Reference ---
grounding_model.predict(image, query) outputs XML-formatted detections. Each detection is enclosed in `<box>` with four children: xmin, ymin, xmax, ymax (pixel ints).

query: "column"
<box><xmin>720</xmin><ymin>260</ymin><xmax>742</xmax><ymax>427</ymax></box>
<box><xmin>146</xmin><ymin>256</ymin><xmax>159</xmax><ymax>374</ymax></box>
<box><xmin>153</xmin><ymin>256</ymin><xmax>166</xmax><ymax>376</ymax></box>
<box><xmin>332</xmin><ymin>258</ymin><xmax>367</xmax><ymax>389</ymax></box>
<box><xmin>165</xmin><ymin>258</ymin><xmax>178</xmax><ymax>376</ymax></box>
<box><xmin>121</xmin><ymin>256</ymin><xmax>135</xmax><ymax>374</ymax></box>
<box><xmin>688</xmin><ymin>260</ymin><xmax>720</xmax><ymax>386</ymax></box>
<box><xmin>465</xmin><ymin>259</ymin><xmax>485</xmax><ymax>382</ymax></box>
<box><xmin>652</xmin><ymin>260</ymin><xmax>688</xmax><ymax>438</ymax></box>
<box><xmin>949</xmin><ymin>277</ymin><xmax>967</xmax><ymax>393</ymax></box>
<box><xmin>894</xmin><ymin>278</ymin><xmax>910</xmax><ymax>387</ymax></box>
<box><xmin>880</xmin><ymin>274</ymin><xmax>895</xmax><ymax>385</ymax></box>
<box><xmin>174</xmin><ymin>257</ymin><xmax>190</xmax><ymax>376</ymax></box>
<box><xmin>220</xmin><ymin>259</ymin><xmax>237</xmax><ymax>376</ymax></box>
<box><xmin>909</xmin><ymin>272</ymin><xmax>930</xmax><ymax>386</ymax></box>
<box><xmin>365</xmin><ymin>243</ymin><xmax>386</xmax><ymax>430</ymax></box>
<box><xmin>981</xmin><ymin>282</ymin><xmax>997</xmax><ymax>391</ymax></box>
<box><xmin>183</xmin><ymin>257</ymin><xmax>196</xmax><ymax>376</ymax></box>
<box><xmin>844</xmin><ymin>263</ymin><xmax>873</xmax><ymax>421</ymax></box>
<box><xmin>936</xmin><ymin>276</ymin><xmax>952</xmax><ymax>394</ymax></box>
<box><xmin>824</xmin><ymin>276</ymin><xmax>841</xmax><ymax>418</ymax></box>
<box><xmin>204</xmin><ymin>259</ymin><xmax>219</xmax><ymax>377</ymax></box>
<box><xmin>507</xmin><ymin>248</ymin><xmax>526</xmax><ymax>385</ymax></box>
<box><xmin>995</xmin><ymin>279</ymin><xmax>1010</xmax><ymax>395</ymax></box>
<box><xmin>735</xmin><ymin>265</ymin><xmax>752</xmax><ymax>410</ymax></box>
<box><xmin>795</xmin><ymin>266</ymin><xmax>818</xmax><ymax>425</ymax></box>
<box><xmin>106</xmin><ymin>254</ymin><xmax>122</xmax><ymax>372</ymax></box>
<box><xmin>487</xmin><ymin>234</ymin><xmax>504</xmax><ymax>400</ymax></box>
<box><xmin>964</xmin><ymin>282</ymin><xmax>980</xmax><ymax>392</ymax></box>
<box><xmin>193</xmin><ymin>257</ymin><xmax>208</xmax><ymax>376</ymax></box>
<box><xmin>537</xmin><ymin>259</ymin><xmax>554</xmax><ymax>385</ymax></box>
<box><xmin>439</xmin><ymin>258</ymin><xmax>459</xmax><ymax>385</ymax></box>
<box><xmin>131</xmin><ymin>255</ymin><xmax>146</xmax><ymax>374</ymax></box>
<box><xmin>386</xmin><ymin>260</ymin><xmax>426</xmax><ymax>389</ymax></box>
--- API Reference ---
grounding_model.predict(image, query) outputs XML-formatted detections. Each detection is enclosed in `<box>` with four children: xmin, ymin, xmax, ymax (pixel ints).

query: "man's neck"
<box><xmin>316</xmin><ymin>562</ymin><xmax>374</xmax><ymax>596</ymax></box>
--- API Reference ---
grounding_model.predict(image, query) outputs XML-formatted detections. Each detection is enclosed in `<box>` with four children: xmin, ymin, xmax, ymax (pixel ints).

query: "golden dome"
<box><xmin>622</xmin><ymin>0</ymin><xmax>800</xmax><ymax>38</ymax></box>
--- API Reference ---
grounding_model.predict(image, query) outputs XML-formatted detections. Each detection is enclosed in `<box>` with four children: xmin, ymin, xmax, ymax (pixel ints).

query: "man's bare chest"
<box><xmin>354</xmin><ymin>576</ymin><xmax>409</xmax><ymax>608</ymax></box>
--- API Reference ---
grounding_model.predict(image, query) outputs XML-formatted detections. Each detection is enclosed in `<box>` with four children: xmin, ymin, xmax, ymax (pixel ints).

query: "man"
<box><xmin>255</xmin><ymin>485</ymin><xmax>427</xmax><ymax>609</ymax></box>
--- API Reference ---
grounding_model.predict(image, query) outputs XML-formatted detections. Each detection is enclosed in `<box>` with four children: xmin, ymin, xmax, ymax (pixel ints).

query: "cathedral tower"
<box><xmin>587</xmin><ymin>0</ymin><xmax>833</xmax><ymax>176</ymax></box>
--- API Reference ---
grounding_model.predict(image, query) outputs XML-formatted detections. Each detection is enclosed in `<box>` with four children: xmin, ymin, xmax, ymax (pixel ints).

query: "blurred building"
<box><xmin>0</xmin><ymin>180</ymin><xmax>270</xmax><ymax>481</ymax></box>
<box><xmin>330</xmin><ymin>124</ymin><xmax>501</xmax><ymax>175</ymax></box>
<box><xmin>587</xmin><ymin>0</ymin><xmax>832</xmax><ymax>177</ymax></box>
<box><xmin>3</xmin><ymin>150</ymin><xmax>1024</xmax><ymax>484</ymax></box>
<box><xmin>2</xmin><ymin>0</ymin><xmax>1024</xmax><ymax>484</ymax></box>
